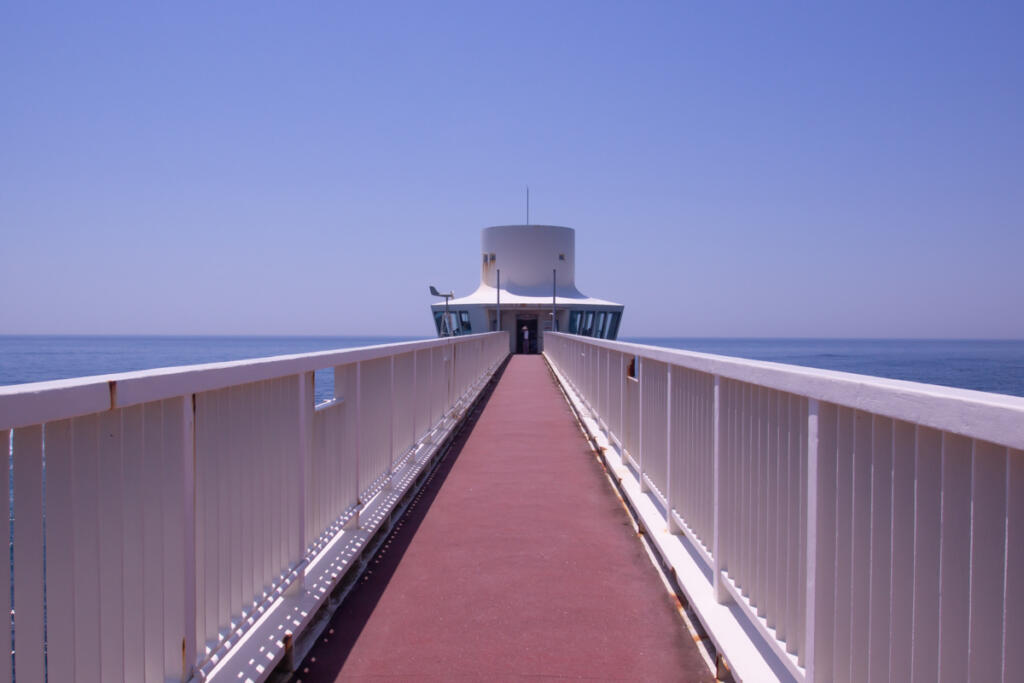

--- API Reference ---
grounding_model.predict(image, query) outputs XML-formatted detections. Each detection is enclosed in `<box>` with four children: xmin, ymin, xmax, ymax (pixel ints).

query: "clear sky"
<box><xmin>2</xmin><ymin>2</ymin><xmax>1022</xmax><ymax>338</ymax></box>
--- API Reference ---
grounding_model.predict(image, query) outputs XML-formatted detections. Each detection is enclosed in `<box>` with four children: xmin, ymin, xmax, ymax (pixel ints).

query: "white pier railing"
<box><xmin>544</xmin><ymin>332</ymin><xmax>1024</xmax><ymax>683</ymax></box>
<box><xmin>1</xmin><ymin>332</ymin><xmax>508</xmax><ymax>683</ymax></box>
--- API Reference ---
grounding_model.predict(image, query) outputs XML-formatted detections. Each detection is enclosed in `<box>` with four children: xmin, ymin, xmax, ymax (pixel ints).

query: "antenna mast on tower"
<box><xmin>526</xmin><ymin>185</ymin><xmax>530</xmax><ymax>225</ymax></box>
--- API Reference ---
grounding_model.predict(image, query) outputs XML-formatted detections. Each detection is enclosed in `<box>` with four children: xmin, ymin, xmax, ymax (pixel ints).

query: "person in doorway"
<box><xmin>521</xmin><ymin>325</ymin><xmax>529</xmax><ymax>354</ymax></box>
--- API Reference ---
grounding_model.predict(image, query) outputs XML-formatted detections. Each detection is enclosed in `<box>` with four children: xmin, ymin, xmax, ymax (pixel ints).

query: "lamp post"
<box><xmin>552</xmin><ymin>267</ymin><xmax>557</xmax><ymax>332</ymax></box>
<box><xmin>429</xmin><ymin>285</ymin><xmax>454</xmax><ymax>336</ymax></box>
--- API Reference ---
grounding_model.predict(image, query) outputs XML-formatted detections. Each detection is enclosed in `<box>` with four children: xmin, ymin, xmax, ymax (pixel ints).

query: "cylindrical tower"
<box><xmin>430</xmin><ymin>223</ymin><xmax>623</xmax><ymax>351</ymax></box>
<box><xmin>479</xmin><ymin>225</ymin><xmax>579</xmax><ymax>296</ymax></box>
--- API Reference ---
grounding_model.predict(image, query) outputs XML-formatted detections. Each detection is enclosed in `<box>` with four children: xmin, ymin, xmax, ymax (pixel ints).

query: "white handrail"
<box><xmin>544</xmin><ymin>332</ymin><xmax>1023</xmax><ymax>683</ymax></box>
<box><xmin>0</xmin><ymin>335</ymin><xmax>490</xmax><ymax>431</ymax></box>
<box><xmin>2</xmin><ymin>332</ymin><xmax>509</xmax><ymax>683</ymax></box>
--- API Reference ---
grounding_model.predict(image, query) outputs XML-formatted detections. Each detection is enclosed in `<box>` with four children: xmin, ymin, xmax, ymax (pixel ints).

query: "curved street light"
<box><xmin>429</xmin><ymin>285</ymin><xmax>454</xmax><ymax>336</ymax></box>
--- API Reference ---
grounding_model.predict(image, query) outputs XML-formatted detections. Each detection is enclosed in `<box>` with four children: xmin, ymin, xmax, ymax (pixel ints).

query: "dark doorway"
<box><xmin>516</xmin><ymin>317</ymin><xmax>538</xmax><ymax>354</ymax></box>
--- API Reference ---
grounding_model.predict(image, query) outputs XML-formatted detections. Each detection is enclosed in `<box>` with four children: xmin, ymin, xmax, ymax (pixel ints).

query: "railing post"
<box><xmin>295</xmin><ymin>372</ymin><xmax>312</xmax><ymax>583</ymax></box>
<box><xmin>619</xmin><ymin>352</ymin><xmax>625</xmax><ymax>449</ymax></box>
<box><xmin>666</xmin><ymin>363</ymin><xmax>679</xmax><ymax>530</ymax></box>
<box><xmin>712</xmin><ymin>375</ymin><xmax>728</xmax><ymax>603</ymax></box>
<box><xmin>180</xmin><ymin>394</ymin><xmax>197</xmax><ymax>680</ymax></box>
<box><xmin>804</xmin><ymin>398</ymin><xmax>820</xmax><ymax>681</ymax></box>
<box><xmin>446</xmin><ymin>342</ymin><xmax>453</xmax><ymax>409</ymax></box>
<box><xmin>388</xmin><ymin>355</ymin><xmax>395</xmax><ymax>478</ymax></box>
<box><xmin>354</xmin><ymin>361</ymin><xmax>362</xmax><ymax>527</ymax></box>
<box><xmin>638</xmin><ymin>357</ymin><xmax>648</xmax><ymax>492</ymax></box>
<box><xmin>412</xmin><ymin>351</ymin><xmax>418</xmax><ymax>441</ymax></box>
<box><xmin>429</xmin><ymin>345</ymin><xmax>434</xmax><ymax>430</ymax></box>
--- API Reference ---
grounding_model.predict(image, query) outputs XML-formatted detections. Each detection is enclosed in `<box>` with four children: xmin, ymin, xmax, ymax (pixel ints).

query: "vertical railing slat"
<box><xmin>72</xmin><ymin>414</ymin><xmax>102</xmax><ymax>683</ymax></box>
<box><xmin>739</xmin><ymin>382</ymin><xmax>750</xmax><ymax>593</ymax></box>
<box><xmin>1005</xmin><ymin>449</ymin><xmax>1024</xmax><ymax>683</ymax></box>
<box><xmin>712</xmin><ymin>375</ymin><xmax>725</xmax><ymax>602</ymax></box>
<box><xmin>968</xmin><ymin>440</ymin><xmax>1007</xmax><ymax>682</ymax></box>
<box><xmin>775</xmin><ymin>391</ymin><xmax>789</xmax><ymax>643</ymax></box>
<box><xmin>794</xmin><ymin>395</ymin><xmax>802</xmax><ymax>663</ymax></box>
<box><xmin>197</xmin><ymin>391</ymin><xmax>219</xmax><ymax>651</ymax></box>
<box><xmin>755</xmin><ymin>388</ymin><xmax>767</xmax><ymax>616</ymax></box>
<box><xmin>123</xmin><ymin>406</ymin><xmax>146</xmax><ymax>680</ymax></box>
<box><xmin>801</xmin><ymin>398</ymin><xmax>817</xmax><ymax>677</ymax></box>
<box><xmin>183</xmin><ymin>393</ymin><xmax>196</xmax><ymax>679</ymax></box>
<box><xmin>142</xmin><ymin>402</ymin><xmax>166</xmax><ymax>683</ymax></box>
<box><xmin>832</xmin><ymin>406</ymin><xmax>854</xmax><ymax>683</ymax></box>
<box><xmin>868</xmin><ymin>416</ymin><xmax>893</xmax><ymax>682</ymax></box>
<box><xmin>764</xmin><ymin>390</ymin><xmax>778</xmax><ymax>631</ymax></box>
<box><xmin>849</xmin><ymin>411</ymin><xmax>871</xmax><ymax>681</ymax></box>
<box><xmin>938</xmin><ymin>434</ymin><xmax>972</xmax><ymax>683</ymax></box>
<box><xmin>12</xmin><ymin>425</ymin><xmax>44</xmax><ymax>683</ymax></box>
<box><xmin>297</xmin><ymin>372</ymin><xmax>313</xmax><ymax>575</ymax></box>
<box><xmin>807</xmin><ymin>402</ymin><xmax>836</xmax><ymax>682</ymax></box>
<box><xmin>238</xmin><ymin>386</ymin><xmax>254</xmax><ymax>609</ymax></box>
<box><xmin>98</xmin><ymin>409</ymin><xmax>125</xmax><ymax>682</ymax></box>
<box><xmin>212</xmin><ymin>388</ymin><xmax>230</xmax><ymax>638</ymax></box>
<box><xmin>665</xmin><ymin>364</ymin><xmax>672</xmax><ymax>524</ymax></box>
<box><xmin>189</xmin><ymin>399</ymin><xmax>206</xmax><ymax>668</ymax></box>
<box><xmin>161</xmin><ymin>397</ymin><xmax>190</xmax><ymax>681</ymax></box>
<box><xmin>911</xmin><ymin>427</ymin><xmax>942</xmax><ymax>683</ymax></box>
<box><xmin>888</xmin><ymin>420</ymin><xmax>916</xmax><ymax>683</ymax></box>
<box><xmin>43</xmin><ymin>419</ymin><xmax>75</xmax><ymax>683</ymax></box>
<box><xmin>228</xmin><ymin>387</ymin><xmax>243</xmax><ymax>622</ymax></box>
<box><xmin>1</xmin><ymin>429</ymin><xmax>9</xmax><ymax>683</ymax></box>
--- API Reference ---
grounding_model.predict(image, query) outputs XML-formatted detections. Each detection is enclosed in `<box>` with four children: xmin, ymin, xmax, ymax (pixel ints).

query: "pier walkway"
<box><xmin>297</xmin><ymin>354</ymin><xmax>712</xmax><ymax>681</ymax></box>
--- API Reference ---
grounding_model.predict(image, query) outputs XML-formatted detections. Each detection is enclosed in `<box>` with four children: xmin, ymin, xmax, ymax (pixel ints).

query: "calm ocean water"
<box><xmin>623</xmin><ymin>337</ymin><xmax>1024</xmax><ymax>398</ymax></box>
<box><xmin>0</xmin><ymin>335</ymin><xmax>416</xmax><ymax>405</ymax></box>
<box><xmin>1</xmin><ymin>336</ymin><xmax>1023</xmax><ymax>400</ymax></box>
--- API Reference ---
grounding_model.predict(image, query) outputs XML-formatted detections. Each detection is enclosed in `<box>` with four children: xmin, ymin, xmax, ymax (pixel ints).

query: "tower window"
<box><xmin>558</xmin><ymin>253</ymin><xmax>565</xmax><ymax>261</ymax></box>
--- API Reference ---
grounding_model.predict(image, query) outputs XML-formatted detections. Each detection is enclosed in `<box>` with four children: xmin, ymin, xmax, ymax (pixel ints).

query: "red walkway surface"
<box><xmin>298</xmin><ymin>355</ymin><xmax>712</xmax><ymax>682</ymax></box>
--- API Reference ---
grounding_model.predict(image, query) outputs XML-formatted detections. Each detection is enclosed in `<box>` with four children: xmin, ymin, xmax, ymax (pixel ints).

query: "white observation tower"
<box><xmin>430</xmin><ymin>225</ymin><xmax>624</xmax><ymax>353</ymax></box>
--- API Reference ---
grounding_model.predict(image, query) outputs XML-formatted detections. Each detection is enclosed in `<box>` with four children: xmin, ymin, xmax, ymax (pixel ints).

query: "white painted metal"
<box><xmin>1006</xmin><ymin>448</ymin><xmax>1024</xmax><ymax>683</ymax></box>
<box><xmin>44</xmin><ymin>419</ymin><xmax>75</xmax><ymax>683</ymax></box>
<box><xmin>970</xmin><ymin>439</ymin><xmax>1007</xmax><ymax>682</ymax></box>
<box><xmin>544</xmin><ymin>332</ymin><xmax>1024</xmax><ymax>682</ymax></box>
<box><xmin>428</xmin><ymin>226</ymin><xmax>624</xmax><ymax>350</ymax></box>
<box><xmin>13</xmin><ymin>426</ymin><xmax>44</xmax><ymax>683</ymax></box>
<box><xmin>142</xmin><ymin>402</ymin><xmax>165</xmax><ymax>683</ymax></box>
<box><xmin>640</xmin><ymin>359</ymin><xmax>668</xmax><ymax>500</ymax></box>
<box><xmin>912</xmin><ymin>426</ymin><xmax>942</xmax><ymax>683</ymax></box>
<box><xmin>2</xmin><ymin>430</ymin><xmax>9</xmax><ymax>683</ymax></box>
<box><xmin>939</xmin><ymin>433</ymin><xmax>972</xmax><ymax>683</ymax></box>
<box><xmin>72</xmin><ymin>414</ymin><xmax>102</xmax><ymax>683</ymax></box>
<box><xmin>0</xmin><ymin>333</ymin><xmax>506</xmax><ymax>683</ymax></box>
<box><xmin>393</xmin><ymin>352</ymin><xmax>415</xmax><ymax>464</ymax></box>
<box><xmin>888</xmin><ymin>419</ymin><xmax>915</xmax><ymax>683</ymax></box>
<box><xmin>97</xmin><ymin>409</ymin><xmax>124</xmax><ymax>682</ymax></box>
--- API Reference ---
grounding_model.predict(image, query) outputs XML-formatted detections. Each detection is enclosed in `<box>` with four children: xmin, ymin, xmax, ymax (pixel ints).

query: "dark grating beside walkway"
<box><xmin>297</xmin><ymin>355</ymin><xmax>712</xmax><ymax>682</ymax></box>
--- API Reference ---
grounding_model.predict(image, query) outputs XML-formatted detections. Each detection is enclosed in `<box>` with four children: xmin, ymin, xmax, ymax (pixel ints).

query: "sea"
<box><xmin>1</xmin><ymin>335</ymin><xmax>1023</xmax><ymax>401</ymax></box>
<box><xmin>623</xmin><ymin>337</ymin><xmax>1024</xmax><ymax>398</ymax></box>
<box><xmin>0</xmin><ymin>335</ymin><xmax>417</xmax><ymax>405</ymax></box>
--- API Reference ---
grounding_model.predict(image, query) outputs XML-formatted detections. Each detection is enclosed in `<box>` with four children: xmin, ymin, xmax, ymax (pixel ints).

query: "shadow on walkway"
<box><xmin>295</xmin><ymin>360</ymin><xmax>508</xmax><ymax>678</ymax></box>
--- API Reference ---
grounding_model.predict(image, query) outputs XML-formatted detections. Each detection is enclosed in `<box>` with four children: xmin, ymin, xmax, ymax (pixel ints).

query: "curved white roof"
<box><xmin>435</xmin><ymin>224</ymin><xmax>622</xmax><ymax>309</ymax></box>
<box><xmin>442</xmin><ymin>285</ymin><xmax>620</xmax><ymax>308</ymax></box>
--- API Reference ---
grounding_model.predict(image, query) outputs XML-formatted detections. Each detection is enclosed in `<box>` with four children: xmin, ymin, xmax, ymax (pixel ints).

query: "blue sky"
<box><xmin>2</xmin><ymin>2</ymin><xmax>1022</xmax><ymax>337</ymax></box>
